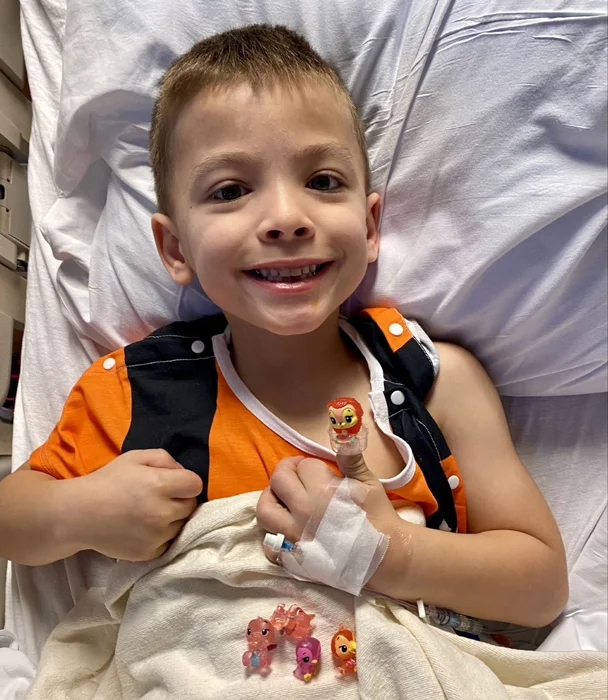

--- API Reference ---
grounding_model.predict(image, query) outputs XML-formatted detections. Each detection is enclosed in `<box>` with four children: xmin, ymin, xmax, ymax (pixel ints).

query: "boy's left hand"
<box><xmin>256</xmin><ymin>453</ymin><xmax>403</xmax><ymax>558</ymax></box>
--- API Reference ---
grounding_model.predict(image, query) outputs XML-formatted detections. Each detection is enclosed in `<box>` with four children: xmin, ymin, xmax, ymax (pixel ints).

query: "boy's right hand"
<box><xmin>72</xmin><ymin>449</ymin><xmax>202</xmax><ymax>561</ymax></box>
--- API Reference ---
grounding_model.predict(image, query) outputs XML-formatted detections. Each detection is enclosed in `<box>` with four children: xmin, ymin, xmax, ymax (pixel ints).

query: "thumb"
<box><xmin>137</xmin><ymin>448</ymin><xmax>184</xmax><ymax>470</ymax></box>
<box><xmin>336</xmin><ymin>451</ymin><xmax>379</xmax><ymax>485</ymax></box>
<box><xmin>160</xmin><ymin>468</ymin><xmax>203</xmax><ymax>499</ymax></box>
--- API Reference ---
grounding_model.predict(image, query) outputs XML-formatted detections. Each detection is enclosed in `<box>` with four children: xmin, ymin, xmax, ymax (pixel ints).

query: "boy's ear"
<box><xmin>365</xmin><ymin>192</ymin><xmax>381</xmax><ymax>264</ymax></box>
<box><xmin>151</xmin><ymin>213</ymin><xmax>194</xmax><ymax>286</ymax></box>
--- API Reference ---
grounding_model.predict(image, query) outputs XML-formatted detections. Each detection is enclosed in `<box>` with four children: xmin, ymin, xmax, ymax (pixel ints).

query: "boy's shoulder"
<box><xmin>347</xmin><ymin>307</ymin><xmax>439</xmax><ymax>401</ymax></box>
<box><xmin>76</xmin><ymin>314</ymin><xmax>229</xmax><ymax>389</ymax></box>
<box><xmin>122</xmin><ymin>314</ymin><xmax>228</xmax><ymax>367</ymax></box>
<box><xmin>426</xmin><ymin>342</ymin><xmax>492</xmax><ymax>423</ymax></box>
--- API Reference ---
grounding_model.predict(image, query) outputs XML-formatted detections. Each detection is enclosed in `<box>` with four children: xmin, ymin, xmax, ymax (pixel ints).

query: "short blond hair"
<box><xmin>149</xmin><ymin>24</ymin><xmax>370</xmax><ymax>214</ymax></box>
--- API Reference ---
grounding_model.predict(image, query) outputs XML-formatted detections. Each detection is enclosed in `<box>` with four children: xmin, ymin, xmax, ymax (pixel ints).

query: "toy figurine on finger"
<box><xmin>327</xmin><ymin>397</ymin><xmax>368</xmax><ymax>455</ymax></box>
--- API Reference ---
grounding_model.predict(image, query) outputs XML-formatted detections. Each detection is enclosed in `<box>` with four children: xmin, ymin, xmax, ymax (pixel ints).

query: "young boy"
<box><xmin>0</xmin><ymin>25</ymin><xmax>567</xmax><ymax>627</ymax></box>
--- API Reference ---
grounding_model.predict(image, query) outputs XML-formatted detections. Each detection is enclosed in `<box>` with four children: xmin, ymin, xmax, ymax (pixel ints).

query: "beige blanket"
<box><xmin>26</xmin><ymin>493</ymin><xmax>607</xmax><ymax>700</ymax></box>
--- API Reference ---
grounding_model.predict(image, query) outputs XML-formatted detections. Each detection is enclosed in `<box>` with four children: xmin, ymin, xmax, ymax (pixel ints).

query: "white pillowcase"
<box><xmin>41</xmin><ymin>0</ymin><xmax>607</xmax><ymax>395</ymax></box>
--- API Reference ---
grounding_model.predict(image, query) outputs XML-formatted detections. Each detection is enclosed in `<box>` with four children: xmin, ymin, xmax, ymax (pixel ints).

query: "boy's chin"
<box><xmin>260</xmin><ymin>312</ymin><xmax>330</xmax><ymax>337</ymax></box>
<box><xmin>232</xmin><ymin>306</ymin><xmax>340</xmax><ymax>338</ymax></box>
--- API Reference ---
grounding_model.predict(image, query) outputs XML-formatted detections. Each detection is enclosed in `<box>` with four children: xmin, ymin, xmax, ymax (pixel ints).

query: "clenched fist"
<box><xmin>72</xmin><ymin>449</ymin><xmax>203</xmax><ymax>561</ymax></box>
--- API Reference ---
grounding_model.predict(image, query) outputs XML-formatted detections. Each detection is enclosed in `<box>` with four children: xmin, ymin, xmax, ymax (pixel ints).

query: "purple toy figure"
<box><xmin>242</xmin><ymin>617</ymin><xmax>278</xmax><ymax>676</ymax></box>
<box><xmin>293</xmin><ymin>637</ymin><xmax>321</xmax><ymax>682</ymax></box>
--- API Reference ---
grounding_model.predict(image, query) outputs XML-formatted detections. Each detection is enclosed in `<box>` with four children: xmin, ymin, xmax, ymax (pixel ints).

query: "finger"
<box><xmin>133</xmin><ymin>539</ymin><xmax>173</xmax><ymax>562</ymax></box>
<box><xmin>149</xmin><ymin>543</ymin><xmax>170</xmax><ymax>560</ymax></box>
<box><xmin>256</xmin><ymin>487</ymin><xmax>300</xmax><ymax>543</ymax></box>
<box><xmin>169</xmin><ymin>497</ymin><xmax>199</xmax><ymax>521</ymax></box>
<box><xmin>295</xmin><ymin>457</ymin><xmax>336</xmax><ymax>493</ymax></box>
<box><xmin>159</xmin><ymin>469</ymin><xmax>204</xmax><ymax>499</ymax></box>
<box><xmin>136</xmin><ymin>449</ymin><xmax>184</xmax><ymax>470</ymax></box>
<box><xmin>273</xmin><ymin>455</ymin><xmax>307</xmax><ymax>475</ymax></box>
<box><xmin>336</xmin><ymin>451</ymin><xmax>379</xmax><ymax>485</ymax></box>
<box><xmin>269</xmin><ymin>461</ymin><xmax>310</xmax><ymax>519</ymax></box>
<box><xmin>164</xmin><ymin>519</ymin><xmax>187</xmax><ymax>542</ymax></box>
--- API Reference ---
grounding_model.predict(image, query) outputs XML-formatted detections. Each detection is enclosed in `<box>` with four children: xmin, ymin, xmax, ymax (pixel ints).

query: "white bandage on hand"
<box><xmin>279</xmin><ymin>477</ymin><xmax>389</xmax><ymax>596</ymax></box>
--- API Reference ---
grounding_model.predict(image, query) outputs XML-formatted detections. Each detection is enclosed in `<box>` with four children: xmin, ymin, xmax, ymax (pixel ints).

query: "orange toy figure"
<box><xmin>270</xmin><ymin>603</ymin><xmax>316</xmax><ymax>642</ymax></box>
<box><xmin>327</xmin><ymin>397</ymin><xmax>368</xmax><ymax>455</ymax></box>
<box><xmin>330</xmin><ymin>627</ymin><xmax>357</xmax><ymax>676</ymax></box>
<box><xmin>242</xmin><ymin>617</ymin><xmax>278</xmax><ymax>675</ymax></box>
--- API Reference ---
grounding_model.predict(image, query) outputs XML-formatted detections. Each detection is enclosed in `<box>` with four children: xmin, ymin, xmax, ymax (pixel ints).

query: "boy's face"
<box><xmin>152</xmin><ymin>80</ymin><xmax>380</xmax><ymax>336</ymax></box>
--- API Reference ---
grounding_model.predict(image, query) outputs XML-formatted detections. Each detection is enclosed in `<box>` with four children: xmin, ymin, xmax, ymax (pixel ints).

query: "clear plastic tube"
<box><xmin>379</xmin><ymin>595</ymin><xmax>485</xmax><ymax>636</ymax></box>
<box><xmin>426</xmin><ymin>605</ymin><xmax>483</xmax><ymax>635</ymax></box>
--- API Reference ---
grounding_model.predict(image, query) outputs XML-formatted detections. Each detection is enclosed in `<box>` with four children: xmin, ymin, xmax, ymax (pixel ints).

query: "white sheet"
<box><xmin>8</xmin><ymin>0</ymin><xmax>608</xmax><ymax>665</ymax></box>
<box><xmin>540</xmin><ymin>507</ymin><xmax>608</xmax><ymax>652</ymax></box>
<box><xmin>40</xmin><ymin>0</ymin><xmax>608</xmax><ymax>396</ymax></box>
<box><xmin>24</xmin><ymin>493</ymin><xmax>608</xmax><ymax>700</ymax></box>
<box><xmin>0</xmin><ymin>631</ymin><xmax>34</xmax><ymax>700</ymax></box>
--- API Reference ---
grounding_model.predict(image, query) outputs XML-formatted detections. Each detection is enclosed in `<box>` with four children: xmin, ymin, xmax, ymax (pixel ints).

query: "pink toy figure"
<box><xmin>270</xmin><ymin>603</ymin><xmax>316</xmax><ymax>641</ymax></box>
<box><xmin>242</xmin><ymin>617</ymin><xmax>277</xmax><ymax>675</ymax></box>
<box><xmin>293</xmin><ymin>637</ymin><xmax>321</xmax><ymax>682</ymax></box>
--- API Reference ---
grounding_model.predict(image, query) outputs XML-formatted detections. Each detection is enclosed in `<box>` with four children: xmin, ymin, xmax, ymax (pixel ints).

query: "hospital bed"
<box><xmin>0</xmin><ymin>0</ymin><xmax>31</xmax><ymax>636</ymax></box>
<box><xmin>3</xmin><ymin>0</ymin><xmax>607</xmax><ymax>680</ymax></box>
<box><xmin>0</xmin><ymin>0</ymin><xmax>29</xmax><ymax>445</ymax></box>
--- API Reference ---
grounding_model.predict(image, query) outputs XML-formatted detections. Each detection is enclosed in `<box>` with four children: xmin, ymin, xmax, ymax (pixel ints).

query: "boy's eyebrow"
<box><xmin>189</xmin><ymin>143</ymin><xmax>357</xmax><ymax>187</ymax></box>
<box><xmin>297</xmin><ymin>143</ymin><xmax>357</xmax><ymax>168</ymax></box>
<box><xmin>189</xmin><ymin>152</ymin><xmax>259</xmax><ymax>187</ymax></box>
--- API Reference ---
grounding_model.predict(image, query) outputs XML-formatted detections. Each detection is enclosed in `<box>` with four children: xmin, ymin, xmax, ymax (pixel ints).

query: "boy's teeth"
<box><xmin>252</xmin><ymin>263</ymin><xmax>325</xmax><ymax>280</ymax></box>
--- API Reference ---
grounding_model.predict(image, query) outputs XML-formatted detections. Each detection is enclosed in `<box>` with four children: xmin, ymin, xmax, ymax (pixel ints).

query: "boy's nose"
<box><xmin>257</xmin><ymin>188</ymin><xmax>315</xmax><ymax>242</ymax></box>
<box><xmin>264</xmin><ymin>225</ymin><xmax>313</xmax><ymax>241</ymax></box>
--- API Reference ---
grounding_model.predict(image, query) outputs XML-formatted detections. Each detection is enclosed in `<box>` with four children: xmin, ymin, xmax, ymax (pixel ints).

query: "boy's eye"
<box><xmin>212</xmin><ymin>184</ymin><xmax>249</xmax><ymax>201</ymax></box>
<box><xmin>307</xmin><ymin>174</ymin><xmax>341</xmax><ymax>191</ymax></box>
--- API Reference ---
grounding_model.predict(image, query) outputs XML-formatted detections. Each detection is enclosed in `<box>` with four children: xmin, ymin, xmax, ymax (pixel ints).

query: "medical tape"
<box><xmin>279</xmin><ymin>477</ymin><xmax>389</xmax><ymax>596</ymax></box>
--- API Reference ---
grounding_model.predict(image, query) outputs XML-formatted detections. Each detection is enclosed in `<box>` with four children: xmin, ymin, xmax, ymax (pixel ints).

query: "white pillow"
<box><xmin>41</xmin><ymin>0</ymin><xmax>607</xmax><ymax>395</ymax></box>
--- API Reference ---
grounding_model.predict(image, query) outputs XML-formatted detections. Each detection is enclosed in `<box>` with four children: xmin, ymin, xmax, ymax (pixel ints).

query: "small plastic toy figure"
<box><xmin>293</xmin><ymin>637</ymin><xmax>322</xmax><ymax>682</ymax></box>
<box><xmin>242</xmin><ymin>617</ymin><xmax>278</xmax><ymax>675</ymax></box>
<box><xmin>330</xmin><ymin>627</ymin><xmax>357</xmax><ymax>676</ymax></box>
<box><xmin>327</xmin><ymin>397</ymin><xmax>368</xmax><ymax>455</ymax></box>
<box><xmin>270</xmin><ymin>603</ymin><xmax>315</xmax><ymax>641</ymax></box>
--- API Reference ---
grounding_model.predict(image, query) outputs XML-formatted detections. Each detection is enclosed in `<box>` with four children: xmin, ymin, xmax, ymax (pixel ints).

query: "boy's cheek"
<box><xmin>183</xmin><ymin>237</ymin><xmax>219</xmax><ymax>278</ymax></box>
<box><xmin>366</xmin><ymin>238</ymin><xmax>379</xmax><ymax>264</ymax></box>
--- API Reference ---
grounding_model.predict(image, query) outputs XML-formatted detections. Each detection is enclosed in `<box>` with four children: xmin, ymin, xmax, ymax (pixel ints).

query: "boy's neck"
<box><xmin>228</xmin><ymin>311</ymin><xmax>362</xmax><ymax>413</ymax></box>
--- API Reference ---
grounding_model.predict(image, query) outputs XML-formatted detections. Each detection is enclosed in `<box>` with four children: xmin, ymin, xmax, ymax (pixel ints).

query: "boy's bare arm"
<box><xmin>0</xmin><ymin>466</ymin><xmax>82</xmax><ymax>565</ymax></box>
<box><xmin>257</xmin><ymin>344</ymin><xmax>568</xmax><ymax>628</ymax></box>
<box><xmin>368</xmin><ymin>343</ymin><xmax>568</xmax><ymax>627</ymax></box>
<box><xmin>0</xmin><ymin>450</ymin><xmax>202</xmax><ymax>566</ymax></box>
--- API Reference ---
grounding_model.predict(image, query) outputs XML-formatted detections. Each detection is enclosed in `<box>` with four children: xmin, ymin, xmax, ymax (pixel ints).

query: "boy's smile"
<box><xmin>244</xmin><ymin>258</ymin><xmax>333</xmax><ymax>294</ymax></box>
<box><xmin>152</xmin><ymin>80</ymin><xmax>380</xmax><ymax>336</ymax></box>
